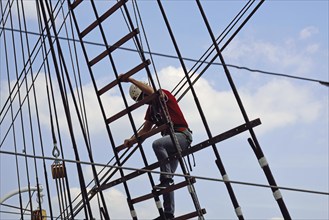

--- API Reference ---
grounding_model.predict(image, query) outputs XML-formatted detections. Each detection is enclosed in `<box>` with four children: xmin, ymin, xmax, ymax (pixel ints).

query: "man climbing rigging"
<box><xmin>120</xmin><ymin>75</ymin><xmax>193</xmax><ymax>220</ymax></box>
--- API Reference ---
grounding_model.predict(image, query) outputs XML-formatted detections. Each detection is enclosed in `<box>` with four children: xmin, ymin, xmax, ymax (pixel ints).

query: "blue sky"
<box><xmin>1</xmin><ymin>0</ymin><xmax>328</xmax><ymax>219</ymax></box>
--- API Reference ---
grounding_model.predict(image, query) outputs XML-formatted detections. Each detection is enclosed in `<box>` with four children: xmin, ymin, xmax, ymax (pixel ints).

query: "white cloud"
<box><xmin>1</xmin><ymin>67</ymin><xmax>323</xmax><ymax>146</ymax></box>
<box><xmin>50</xmin><ymin>186</ymin><xmax>131</xmax><ymax>219</ymax></box>
<box><xmin>155</xmin><ymin>66</ymin><xmax>323</xmax><ymax>135</ymax></box>
<box><xmin>84</xmin><ymin>176</ymin><xmax>159</xmax><ymax>219</ymax></box>
<box><xmin>242</xmin><ymin>79</ymin><xmax>323</xmax><ymax>134</ymax></box>
<box><xmin>22</xmin><ymin>0</ymin><xmax>38</xmax><ymax>20</ymax></box>
<box><xmin>224</xmin><ymin>36</ymin><xmax>317</xmax><ymax>76</ymax></box>
<box><xmin>10</xmin><ymin>0</ymin><xmax>64</xmax><ymax>27</ymax></box>
<box><xmin>299</xmin><ymin>26</ymin><xmax>319</xmax><ymax>40</ymax></box>
<box><xmin>38</xmin><ymin>65</ymin><xmax>320</xmax><ymax>143</ymax></box>
<box><xmin>10</xmin><ymin>0</ymin><xmax>38</xmax><ymax>21</ymax></box>
<box><xmin>80</xmin><ymin>83</ymin><xmax>124</xmax><ymax>135</ymax></box>
<box><xmin>306</xmin><ymin>43</ymin><xmax>320</xmax><ymax>54</ymax></box>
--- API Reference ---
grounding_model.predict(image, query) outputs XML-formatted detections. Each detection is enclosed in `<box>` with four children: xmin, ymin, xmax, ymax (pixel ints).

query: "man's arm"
<box><xmin>129</xmin><ymin>77</ymin><xmax>154</xmax><ymax>95</ymax></box>
<box><xmin>119</xmin><ymin>74</ymin><xmax>154</xmax><ymax>95</ymax></box>
<box><xmin>123</xmin><ymin>120</ymin><xmax>153</xmax><ymax>148</ymax></box>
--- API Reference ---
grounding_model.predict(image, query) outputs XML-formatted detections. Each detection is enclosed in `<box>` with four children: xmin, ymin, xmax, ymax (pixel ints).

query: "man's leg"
<box><xmin>152</xmin><ymin>132</ymin><xmax>191</xmax><ymax>180</ymax></box>
<box><xmin>152</xmin><ymin>135</ymin><xmax>174</xmax><ymax>180</ymax></box>
<box><xmin>163</xmin><ymin>191</ymin><xmax>175</xmax><ymax>218</ymax></box>
<box><xmin>152</xmin><ymin>132</ymin><xmax>192</xmax><ymax>217</ymax></box>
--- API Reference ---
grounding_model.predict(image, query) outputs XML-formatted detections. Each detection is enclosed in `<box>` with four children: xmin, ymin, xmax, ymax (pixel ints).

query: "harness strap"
<box><xmin>186</xmin><ymin>149</ymin><xmax>196</xmax><ymax>171</ymax></box>
<box><xmin>177</xmin><ymin>128</ymin><xmax>195</xmax><ymax>172</ymax></box>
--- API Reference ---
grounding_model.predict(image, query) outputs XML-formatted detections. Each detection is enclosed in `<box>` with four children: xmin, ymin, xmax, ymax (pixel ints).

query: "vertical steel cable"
<box><xmin>38</xmin><ymin>10</ymin><xmax>77</xmax><ymax>220</ymax></box>
<box><xmin>54</xmin><ymin>178</ymin><xmax>64</xmax><ymax>219</ymax></box>
<box><xmin>16</xmin><ymin>0</ymin><xmax>46</xmax><ymax>215</ymax></box>
<box><xmin>39</xmin><ymin>12</ymin><xmax>83</xmax><ymax>220</ymax></box>
<box><xmin>0</xmin><ymin>1</ymin><xmax>24</xmax><ymax>218</ymax></box>
<box><xmin>40</xmin><ymin>2</ymin><xmax>78</xmax><ymax>218</ymax></box>
<box><xmin>58</xmin><ymin>177</ymin><xmax>66</xmax><ymax>219</ymax></box>
<box><xmin>47</xmin><ymin>0</ymin><xmax>111</xmax><ymax>217</ymax></box>
<box><xmin>37</xmin><ymin>0</ymin><xmax>92</xmax><ymax>219</ymax></box>
<box><xmin>131</xmin><ymin>0</ymin><xmax>163</xmax><ymax>90</ymax></box>
<box><xmin>118</xmin><ymin>0</ymin><xmax>170</xmax><ymax>217</ymax></box>
<box><xmin>0</xmin><ymin>0</ymin><xmax>66</xmax><ymax>126</ymax></box>
<box><xmin>67</xmin><ymin>0</ymin><xmax>163</xmax><ymax>216</ymax></box>
<box><xmin>61</xmin><ymin>177</ymin><xmax>70</xmax><ymax>218</ymax></box>
<box><xmin>0</xmin><ymin>0</ymin><xmax>14</xmax><ymax>37</ymax></box>
<box><xmin>118</xmin><ymin>1</ymin><xmax>145</xmax><ymax>62</ymax></box>
<box><xmin>56</xmin><ymin>0</ymin><xmax>112</xmax><ymax>216</ymax></box>
<box><xmin>8</xmin><ymin>0</ymin><xmax>35</xmax><ymax>217</ymax></box>
<box><xmin>64</xmin><ymin>0</ymin><xmax>92</xmax><ymax>148</ymax></box>
<box><xmin>82</xmin><ymin>0</ymin><xmax>138</xmax><ymax>218</ymax></box>
<box><xmin>40</xmin><ymin>0</ymin><xmax>115</xmax><ymax>218</ymax></box>
<box><xmin>35</xmin><ymin>1</ymin><xmax>77</xmax><ymax>218</ymax></box>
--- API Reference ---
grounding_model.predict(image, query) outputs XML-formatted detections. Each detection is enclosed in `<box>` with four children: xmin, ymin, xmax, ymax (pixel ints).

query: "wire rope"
<box><xmin>0</xmin><ymin>4</ymin><xmax>73</xmax><ymax>217</ymax></box>
<box><xmin>131</xmin><ymin>0</ymin><xmax>162</xmax><ymax>90</ymax></box>
<box><xmin>0</xmin><ymin>0</ymin><xmax>14</xmax><ymax>37</ymax></box>
<box><xmin>12</xmin><ymin>1</ymin><xmax>36</xmax><ymax>216</ymax></box>
<box><xmin>65</xmin><ymin>0</ymin><xmax>92</xmax><ymax>149</ymax></box>
<box><xmin>0</xmin><ymin>1</ymin><xmax>74</xmax><ymax>146</ymax></box>
<box><xmin>35</xmin><ymin>5</ymin><xmax>56</xmax><ymax>216</ymax></box>
<box><xmin>0</xmin><ymin>1</ymin><xmax>24</xmax><ymax>218</ymax></box>
<box><xmin>172</xmin><ymin>0</ymin><xmax>255</xmax><ymax>96</ymax></box>
<box><xmin>1</xmin><ymin>26</ymin><xmax>327</xmax><ymax>88</ymax></box>
<box><xmin>37</xmin><ymin>0</ymin><xmax>75</xmax><ymax>218</ymax></box>
<box><xmin>1</xmin><ymin>149</ymin><xmax>328</xmax><ymax>197</ymax></box>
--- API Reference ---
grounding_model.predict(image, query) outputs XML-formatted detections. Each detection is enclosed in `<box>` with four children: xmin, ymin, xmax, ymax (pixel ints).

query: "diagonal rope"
<box><xmin>1</xmin><ymin>149</ymin><xmax>328</xmax><ymax>196</ymax></box>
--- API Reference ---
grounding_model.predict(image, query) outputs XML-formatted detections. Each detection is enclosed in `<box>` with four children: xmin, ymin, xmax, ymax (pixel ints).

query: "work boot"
<box><xmin>165</xmin><ymin>213</ymin><xmax>174</xmax><ymax>219</ymax></box>
<box><xmin>153</xmin><ymin>212</ymin><xmax>174</xmax><ymax>220</ymax></box>
<box><xmin>153</xmin><ymin>178</ymin><xmax>174</xmax><ymax>190</ymax></box>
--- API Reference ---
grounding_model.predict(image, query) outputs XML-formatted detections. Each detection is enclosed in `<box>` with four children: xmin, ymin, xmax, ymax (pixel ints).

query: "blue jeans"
<box><xmin>152</xmin><ymin>130</ymin><xmax>192</xmax><ymax>215</ymax></box>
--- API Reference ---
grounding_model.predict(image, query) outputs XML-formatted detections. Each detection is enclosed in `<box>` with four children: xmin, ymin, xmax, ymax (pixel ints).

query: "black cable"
<box><xmin>65</xmin><ymin>0</ymin><xmax>92</xmax><ymax>149</ymax></box>
<box><xmin>0</xmin><ymin>0</ymin><xmax>14</xmax><ymax>37</ymax></box>
<box><xmin>0</xmin><ymin>1</ymin><xmax>24</xmax><ymax>218</ymax></box>
<box><xmin>37</xmin><ymin>1</ymin><xmax>75</xmax><ymax>218</ymax></box>
<box><xmin>0</xmin><ymin>1</ymin><xmax>74</xmax><ymax>141</ymax></box>
<box><xmin>132</xmin><ymin>0</ymin><xmax>162</xmax><ymax>89</ymax></box>
<box><xmin>1</xmin><ymin>149</ymin><xmax>328</xmax><ymax>196</ymax></box>
<box><xmin>1</xmin><ymin>25</ymin><xmax>327</xmax><ymax>87</ymax></box>
<box><xmin>172</xmin><ymin>0</ymin><xmax>255</xmax><ymax>97</ymax></box>
<box><xmin>40</xmin><ymin>0</ymin><xmax>100</xmax><ymax>218</ymax></box>
<box><xmin>13</xmin><ymin>1</ymin><xmax>36</xmax><ymax>216</ymax></box>
<box><xmin>36</xmin><ymin>19</ymin><xmax>55</xmax><ymax>219</ymax></box>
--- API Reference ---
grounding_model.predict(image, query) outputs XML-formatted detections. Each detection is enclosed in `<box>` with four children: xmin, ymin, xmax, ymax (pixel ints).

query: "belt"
<box><xmin>174</xmin><ymin>127</ymin><xmax>188</xmax><ymax>133</ymax></box>
<box><xmin>161</xmin><ymin>127</ymin><xmax>190</xmax><ymax>136</ymax></box>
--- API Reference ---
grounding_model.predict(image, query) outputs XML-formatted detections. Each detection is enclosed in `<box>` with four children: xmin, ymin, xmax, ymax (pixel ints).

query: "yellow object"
<box><xmin>32</xmin><ymin>209</ymin><xmax>46</xmax><ymax>220</ymax></box>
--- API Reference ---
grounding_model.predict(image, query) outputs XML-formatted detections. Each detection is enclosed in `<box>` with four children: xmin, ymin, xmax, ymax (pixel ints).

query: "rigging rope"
<box><xmin>172</xmin><ymin>0</ymin><xmax>255</xmax><ymax>96</ymax></box>
<box><xmin>14</xmin><ymin>0</ymin><xmax>39</xmax><ymax>216</ymax></box>
<box><xmin>131</xmin><ymin>0</ymin><xmax>162</xmax><ymax>90</ymax></box>
<box><xmin>0</xmin><ymin>26</ymin><xmax>326</xmax><ymax>92</ymax></box>
<box><xmin>38</xmin><ymin>0</ymin><xmax>76</xmax><ymax>218</ymax></box>
<box><xmin>0</xmin><ymin>1</ymin><xmax>24</xmax><ymax>217</ymax></box>
<box><xmin>1</xmin><ymin>149</ymin><xmax>328</xmax><ymax>196</ymax></box>
<box><xmin>0</xmin><ymin>0</ymin><xmax>74</xmax><ymax>148</ymax></box>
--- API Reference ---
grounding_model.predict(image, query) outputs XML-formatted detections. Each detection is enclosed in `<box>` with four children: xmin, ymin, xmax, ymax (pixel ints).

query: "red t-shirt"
<box><xmin>145</xmin><ymin>90</ymin><xmax>188</xmax><ymax>128</ymax></box>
